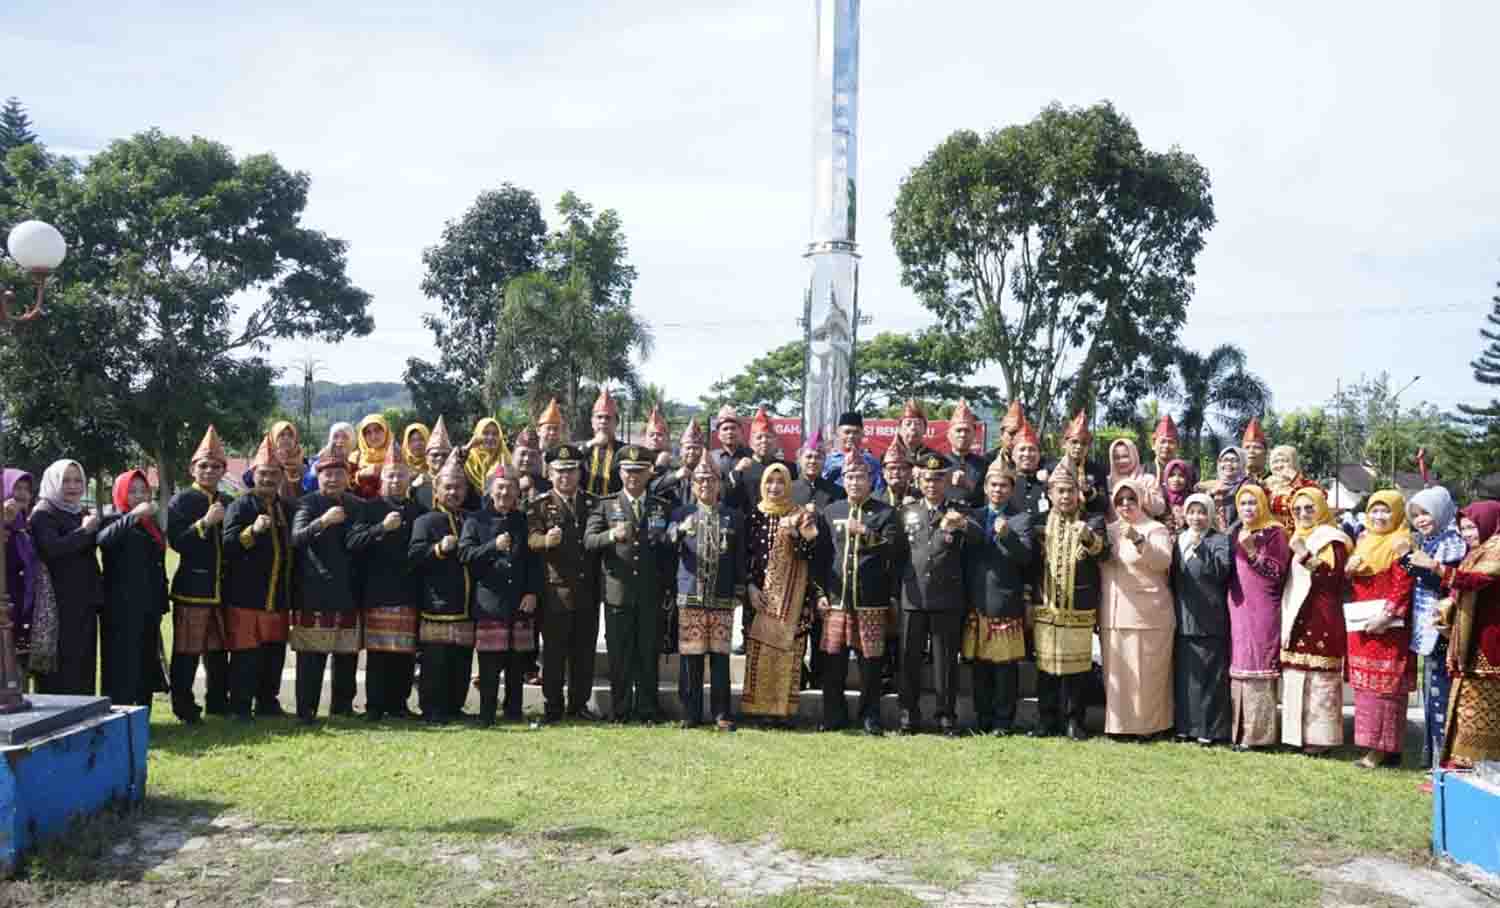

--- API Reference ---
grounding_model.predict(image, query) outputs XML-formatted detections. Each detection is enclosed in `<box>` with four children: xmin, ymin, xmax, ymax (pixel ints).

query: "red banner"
<box><xmin>711</xmin><ymin>417</ymin><xmax>987</xmax><ymax>463</ymax></box>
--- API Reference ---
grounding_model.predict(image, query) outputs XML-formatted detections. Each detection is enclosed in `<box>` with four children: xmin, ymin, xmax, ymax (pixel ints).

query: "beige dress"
<box><xmin>1099</xmin><ymin>520</ymin><xmax>1175</xmax><ymax>735</ymax></box>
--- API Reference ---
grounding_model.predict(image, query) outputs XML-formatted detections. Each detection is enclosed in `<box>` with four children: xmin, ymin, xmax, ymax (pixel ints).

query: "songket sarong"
<box><xmin>419</xmin><ymin>618</ymin><xmax>476</xmax><ymax>648</ymax></box>
<box><xmin>475</xmin><ymin>616</ymin><xmax>537</xmax><ymax>653</ymax></box>
<box><xmin>1032</xmin><ymin>607</ymin><xmax>1095</xmax><ymax>676</ymax></box>
<box><xmin>173</xmin><ymin>605</ymin><xmax>225</xmax><ymax>655</ymax></box>
<box><xmin>1446</xmin><ymin>664</ymin><xmax>1500</xmax><ymax>766</ymax></box>
<box><xmin>1354</xmin><ymin>690</ymin><xmax>1407</xmax><ymax>753</ymax></box>
<box><xmin>289</xmin><ymin>610</ymin><xmax>361</xmax><ymax>654</ymax></box>
<box><xmin>363</xmin><ymin>606</ymin><xmax>418</xmax><ymax>653</ymax></box>
<box><xmin>961</xmin><ymin>613</ymin><xmax>1025</xmax><ymax>664</ymax></box>
<box><xmin>223</xmin><ymin>607</ymin><xmax>289</xmax><ymax>652</ymax></box>
<box><xmin>1230</xmin><ymin>678</ymin><xmax>1279</xmax><ymax>747</ymax></box>
<box><xmin>820</xmin><ymin>607</ymin><xmax>887</xmax><ymax>659</ymax></box>
<box><xmin>677</xmin><ymin>594</ymin><xmax>735</xmax><ymax>656</ymax></box>
<box><xmin>1281</xmin><ymin>667</ymin><xmax>1344</xmax><ymax>748</ymax></box>
<box><xmin>741</xmin><ymin>533</ymin><xmax>811</xmax><ymax>720</ymax></box>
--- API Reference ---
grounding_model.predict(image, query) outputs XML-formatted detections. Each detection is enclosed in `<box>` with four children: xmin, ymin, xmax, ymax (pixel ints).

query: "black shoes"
<box><xmin>863</xmin><ymin>717</ymin><xmax>884</xmax><ymax>737</ymax></box>
<box><xmin>939</xmin><ymin>717</ymin><xmax>959</xmax><ymax>738</ymax></box>
<box><xmin>1066</xmin><ymin>720</ymin><xmax>1090</xmax><ymax>741</ymax></box>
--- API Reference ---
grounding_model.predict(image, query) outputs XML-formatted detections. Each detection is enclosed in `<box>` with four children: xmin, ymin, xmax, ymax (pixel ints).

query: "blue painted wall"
<box><xmin>1432</xmin><ymin>769</ymin><xmax>1500</xmax><ymax>875</ymax></box>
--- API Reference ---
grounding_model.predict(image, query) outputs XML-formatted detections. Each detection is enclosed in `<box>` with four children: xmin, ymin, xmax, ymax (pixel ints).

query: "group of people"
<box><xmin>3</xmin><ymin>392</ymin><xmax>1498</xmax><ymax>771</ymax></box>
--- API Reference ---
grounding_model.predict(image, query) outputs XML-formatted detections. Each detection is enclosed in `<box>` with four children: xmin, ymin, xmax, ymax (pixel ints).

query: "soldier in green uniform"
<box><xmin>584</xmin><ymin>444</ymin><xmax>675</xmax><ymax>723</ymax></box>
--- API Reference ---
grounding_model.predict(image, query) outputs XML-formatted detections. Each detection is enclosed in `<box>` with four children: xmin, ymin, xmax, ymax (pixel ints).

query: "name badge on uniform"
<box><xmin>1038</xmin><ymin>497</ymin><xmax>1050</xmax><ymax>514</ymax></box>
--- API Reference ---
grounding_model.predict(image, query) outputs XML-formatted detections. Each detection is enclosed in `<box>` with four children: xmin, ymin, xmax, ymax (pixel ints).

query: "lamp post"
<box><xmin>1390</xmin><ymin>375</ymin><xmax>1421</xmax><ymax>488</ymax></box>
<box><xmin>0</xmin><ymin>219</ymin><xmax>67</xmax><ymax>713</ymax></box>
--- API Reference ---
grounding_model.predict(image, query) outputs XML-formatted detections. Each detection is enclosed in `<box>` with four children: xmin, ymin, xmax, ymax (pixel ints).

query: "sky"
<box><xmin>5</xmin><ymin>0</ymin><xmax>1498</xmax><ymax>418</ymax></box>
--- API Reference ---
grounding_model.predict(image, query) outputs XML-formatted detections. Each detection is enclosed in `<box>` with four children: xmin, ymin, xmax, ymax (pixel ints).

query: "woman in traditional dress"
<box><xmin>1099</xmin><ymin>479</ymin><xmax>1175</xmax><ymax>738</ymax></box>
<box><xmin>1279</xmin><ymin>487</ymin><xmax>1352</xmax><ymax>755</ymax></box>
<box><xmin>402</xmin><ymin>422</ymin><xmax>429</xmax><ymax>483</ymax></box>
<box><xmin>1227</xmin><ymin>483</ymin><xmax>1290</xmax><ymax>751</ymax></box>
<box><xmin>1346</xmin><ymin>489</ymin><xmax>1417</xmax><ymax>769</ymax></box>
<box><xmin>3</xmin><ymin>469</ymin><xmax>38</xmax><ymax>666</ymax></box>
<box><xmin>97</xmin><ymin>468</ymin><xmax>169</xmax><ymax>708</ymax></box>
<box><xmin>1439</xmin><ymin>501</ymin><xmax>1500</xmax><ymax>767</ymax></box>
<box><xmin>1170</xmin><ymin>492</ymin><xmax>1232</xmax><ymax>744</ymax></box>
<box><xmin>1198</xmin><ymin>446</ymin><xmax>1250</xmax><ymax>532</ymax></box>
<box><xmin>1160</xmin><ymin>460</ymin><xmax>1195</xmax><ymax>534</ymax></box>
<box><xmin>1264</xmin><ymin>445</ymin><xmax>1320</xmax><ymax>533</ymax></box>
<box><xmin>29</xmin><ymin>459</ymin><xmax>103</xmax><ymax>695</ymax></box>
<box><xmin>464</xmin><ymin>417</ymin><xmax>507</xmax><ymax>498</ymax></box>
<box><xmin>740</xmin><ymin>463</ymin><xmax>819</xmax><ymax>723</ymax></box>
<box><xmin>1404</xmin><ymin>487</ymin><xmax>1468</xmax><ymax>768</ymax></box>
<box><xmin>352</xmin><ymin>413</ymin><xmax>394</xmax><ymax>499</ymax></box>
<box><xmin>1105</xmin><ymin>438</ymin><xmax>1165</xmax><ymax>520</ymax></box>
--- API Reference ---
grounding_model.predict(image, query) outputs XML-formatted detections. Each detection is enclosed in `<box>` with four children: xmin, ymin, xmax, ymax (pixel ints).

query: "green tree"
<box><xmin>405</xmin><ymin>184</ymin><xmax>548</xmax><ymax>425</ymax></box>
<box><xmin>1457</xmin><ymin>268</ymin><xmax>1500</xmax><ymax>422</ymax></box>
<box><xmin>1157</xmin><ymin>343</ymin><xmax>1271</xmax><ymax>463</ymax></box>
<box><xmin>1262</xmin><ymin>408</ymin><xmax>1339</xmax><ymax>479</ymax></box>
<box><xmin>0</xmin><ymin>98</ymin><xmax>37</xmax><ymax>152</ymax></box>
<box><xmin>1</xmin><ymin>132</ymin><xmax>372</xmax><ymax>504</ymax></box>
<box><xmin>700</xmin><ymin>341</ymin><xmax>804</xmax><ymax>415</ymax></box>
<box><xmin>889</xmin><ymin>102</ymin><xmax>1215</xmax><ymax>435</ymax></box>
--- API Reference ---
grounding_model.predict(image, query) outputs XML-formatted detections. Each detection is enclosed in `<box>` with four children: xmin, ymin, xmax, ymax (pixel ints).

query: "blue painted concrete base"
<box><xmin>0</xmin><ymin>704</ymin><xmax>149</xmax><ymax>875</ymax></box>
<box><xmin>1432</xmin><ymin>769</ymin><xmax>1500</xmax><ymax>874</ymax></box>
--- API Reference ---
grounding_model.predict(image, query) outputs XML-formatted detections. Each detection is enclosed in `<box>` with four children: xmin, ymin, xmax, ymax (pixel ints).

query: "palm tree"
<box><xmin>1157</xmin><ymin>344</ymin><xmax>1271</xmax><ymax>460</ymax></box>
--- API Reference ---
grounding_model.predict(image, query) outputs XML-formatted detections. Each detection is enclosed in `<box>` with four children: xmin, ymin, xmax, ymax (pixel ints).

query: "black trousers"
<box><xmin>1036</xmin><ymin>670</ymin><xmax>1088</xmax><ymax>729</ymax></box>
<box><xmin>972</xmin><ymin>661</ymin><xmax>1020</xmax><ymax>729</ymax></box>
<box><xmin>420</xmin><ymin>643</ymin><xmax>472</xmax><ymax>721</ymax></box>
<box><xmin>604</xmin><ymin>603</ymin><xmax>660</xmax><ymax>720</ymax></box>
<box><xmin>225</xmin><ymin>643</ymin><xmax>286</xmax><ymax>717</ymax></box>
<box><xmin>899</xmin><ymin>609</ymin><xmax>961</xmax><ymax>720</ymax></box>
<box><xmin>476</xmin><ymin>650</ymin><xmax>530</xmax><ymax>721</ymax></box>
<box><xmin>680</xmin><ymin>652</ymin><xmax>732</xmax><ymax>723</ymax></box>
<box><xmin>542</xmin><ymin>603</ymin><xmax>599</xmax><ymax>718</ymax></box>
<box><xmin>365</xmin><ymin>651</ymin><xmax>416</xmax><ymax>717</ymax></box>
<box><xmin>171</xmin><ymin>650</ymin><xmax>229</xmax><ymax>718</ymax></box>
<box><xmin>820</xmin><ymin>647</ymin><xmax>884</xmax><ymax>727</ymax></box>
<box><xmin>295</xmin><ymin>652</ymin><xmax>358</xmax><ymax>718</ymax></box>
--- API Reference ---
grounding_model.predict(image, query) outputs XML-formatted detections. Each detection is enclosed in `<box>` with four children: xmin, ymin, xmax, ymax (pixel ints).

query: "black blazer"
<box><xmin>819</xmin><ymin>497</ymin><xmax>899</xmax><ymax>611</ymax></box>
<box><xmin>409</xmin><ymin>509</ymin><xmax>470</xmax><ymax>619</ymax></box>
<box><xmin>223</xmin><ymin>492</ymin><xmax>294</xmax><ymax>613</ymax></box>
<box><xmin>1169</xmin><ymin>529</ymin><xmax>1233</xmax><ymax>638</ymax></box>
<box><xmin>346</xmin><ymin>496</ymin><xmax>426</xmax><ymax>609</ymax></box>
<box><xmin>166</xmin><ymin>485</ymin><xmax>232</xmax><ymax>606</ymax></box>
<box><xmin>98</xmin><ymin>512</ymin><xmax>169</xmax><ymax>620</ymax></box>
<box><xmin>963</xmin><ymin>503</ymin><xmax>1034</xmax><ymax>618</ymax></box>
<box><xmin>30</xmin><ymin>503</ymin><xmax>103</xmax><ymax>611</ymax></box>
<box><xmin>893</xmin><ymin>499</ymin><xmax>977</xmax><ymax>612</ymax></box>
<box><xmin>291</xmin><ymin>492</ymin><xmax>361</xmax><ymax>612</ymax></box>
<box><xmin>459</xmin><ymin>508</ymin><xmax>542</xmax><ymax>620</ymax></box>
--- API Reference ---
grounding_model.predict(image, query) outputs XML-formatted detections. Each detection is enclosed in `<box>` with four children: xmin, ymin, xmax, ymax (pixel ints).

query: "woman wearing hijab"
<box><xmin>1226</xmin><ymin>484</ymin><xmax>1290</xmax><ymax>751</ymax></box>
<box><xmin>1105</xmin><ymin>438</ymin><xmax>1165</xmax><ymax>520</ymax></box>
<box><xmin>1160</xmin><ymin>460</ymin><xmax>1195</xmax><ymax>535</ymax></box>
<box><xmin>1404</xmin><ymin>487</ymin><xmax>1468</xmax><ymax>768</ymax></box>
<box><xmin>1197</xmin><ymin>447</ymin><xmax>1250</xmax><ymax>533</ymax></box>
<box><xmin>739</xmin><ymin>463</ymin><xmax>820</xmax><ymax>723</ymax></box>
<box><xmin>1264</xmin><ymin>446</ymin><xmax>1320</xmax><ymax>533</ymax></box>
<box><xmin>1279</xmin><ymin>488</ymin><xmax>1352</xmax><ymax>755</ymax></box>
<box><xmin>3</xmin><ymin>469</ymin><xmax>38</xmax><ymax>665</ymax></box>
<box><xmin>464</xmin><ymin>418</ymin><xmax>507</xmax><ymax>497</ymax></box>
<box><xmin>1346</xmin><ymin>489</ymin><xmax>1417</xmax><ymax>768</ymax></box>
<box><xmin>352</xmin><ymin>413</ymin><xmax>394</xmax><ymax>499</ymax></box>
<box><xmin>243</xmin><ymin>421</ymin><xmax>306</xmax><ymax>501</ymax></box>
<box><xmin>1438</xmin><ymin>502</ymin><xmax>1500</xmax><ymax>767</ymax></box>
<box><xmin>1099</xmin><ymin>479</ymin><xmax>1175</xmax><ymax>738</ymax></box>
<box><xmin>303</xmin><ymin>422</ymin><xmax>356</xmax><ymax>493</ymax></box>
<box><xmin>1170</xmin><ymin>492</ymin><xmax>1233</xmax><ymax>744</ymax></box>
<box><xmin>402</xmin><ymin>423</ymin><xmax>429</xmax><ymax>484</ymax></box>
<box><xmin>98</xmin><ymin>469</ymin><xmax>169</xmax><ymax>708</ymax></box>
<box><xmin>29</xmin><ymin>459</ymin><xmax>103</xmax><ymax>695</ymax></box>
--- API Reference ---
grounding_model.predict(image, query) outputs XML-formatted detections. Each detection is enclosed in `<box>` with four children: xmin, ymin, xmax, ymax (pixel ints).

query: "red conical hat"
<box><xmin>749</xmin><ymin>406</ymin><xmax>772</xmax><ymax>437</ymax></box>
<box><xmin>427</xmin><ymin>415</ymin><xmax>453</xmax><ymax>452</ymax></box>
<box><xmin>883</xmin><ymin>436</ymin><xmax>912</xmax><ymax>466</ymax></box>
<box><xmin>513</xmin><ymin>427</ymin><xmax>539</xmax><ymax>450</ymax></box>
<box><xmin>1063</xmin><ymin>410</ymin><xmax>1092</xmax><ymax>444</ymax></box>
<box><xmin>950</xmin><ymin>398</ymin><xmax>978</xmax><ymax>428</ymax></box>
<box><xmin>592</xmin><ymin>388</ymin><xmax>618</xmax><ymax>418</ymax></box>
<box><xmin>1001</xmin><ymin>400</ymin><xmax>1025</xmax><ymax>431</ymax></box>
<box><xmin>680</xmin><ymin>417</ymin><xmax>704</xmax><ymax>447</ymax></box>
<box><xmin>191</xmin><ymin>425</ymin><xmax>227</xmax><ymax>466</ymax></box>
<box><xmin>1013</xmin><ymin>420</ymin><xmax>1040</xmax><ymax>449</ymax></box>
<box><xmin>1153</xmin><ymin>413</ymin><xmax>1179</xmax><ymax>443</ymax></box>
<box><xmin>900</xmin><ymin>399</ymin><xmax>926</xmax><ymax>421</ymax></box>
<box><xmin>537</xmin><ymin>398</ymin><xmax>563</xmax><ymax>427</ymax></box>
<box><xmin>645</xmin><ymin>405</ymin><xmax>669</xmax><ymax>436</ymax></box>
<box><xmin>490</xmin><ymin>460</ymin><xmax>512</xmax><ymax>481</ymax></box>
<box><xmin>714</xmin><ymin>404</ymin><xmax>739</xmax><ymax>428</ymax></box>
<box><xmin>250</xmin><ymin>434</ymin><xmax>280</xmax><ymax>470</ymax></box>
<box><xmin>1242</xmin><ymin>417</ymin><xmax>1266</xmax><ymax>446</ymax></box>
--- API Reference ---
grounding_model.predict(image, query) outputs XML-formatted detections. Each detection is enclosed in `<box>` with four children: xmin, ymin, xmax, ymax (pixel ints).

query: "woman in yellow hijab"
<box><xmin>1346</xmin><ymin>488</ymin><xmax>1417</xmax><ymax>768</ymax></box>
<box><xmin>353</xmin><ymin>414</ymin><xmax>393</xmax><ymax>499</ymax></box>
<box><xmin>1226</xmin><ymin>483</ymin><xmax>1291</xmax><ymax>751</ymax></box>
<box><xmin>402</xmin><ymin>423</ymin><xmax>429</xmax><ymax>477</ymax></box>
<box><xmin>464</xmin><ymin>418</ymin><xmax>509</xmax><ymax>494</ymax></box>
<box><xmin>1279</xmin><ymin>487</ymin><xmax>1354</xmax><ymax>754</ymax></box>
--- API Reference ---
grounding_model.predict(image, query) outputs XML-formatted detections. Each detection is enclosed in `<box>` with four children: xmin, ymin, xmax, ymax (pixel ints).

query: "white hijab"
<box><xmin>38</xmin><ymin>459</ymin><xmax>86</xmax><ymax>515</ymax></box>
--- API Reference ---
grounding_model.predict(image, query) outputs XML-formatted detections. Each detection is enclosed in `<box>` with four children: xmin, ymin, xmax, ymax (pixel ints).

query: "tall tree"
<box><xmin>1157</xmin><ymin>343</ymin><xmax>1271</xmax><ymax>462</ymax></box>
<box><xmin>1</xmin><ymin>132</ymin><xmax>372</xmax><ymax>503</ymax></box>
<box><xmin>889</xmin><ymin>102</ymin><xmax>1215</xmax><ymax>435</ymax></box>
<box><xmin>0</xmin><ymin>98</ymin><xmax>37</xmax><ymax>152</ymax></box>
<box><xmin>1457</xmin><ymin>269</ymin><xmax>1500</xmax><ymax>421</ymax></box>
<box><xmin>405</xmin><ymin>184</ymin><xmax>547</xmax><ymax>424</ymax></box>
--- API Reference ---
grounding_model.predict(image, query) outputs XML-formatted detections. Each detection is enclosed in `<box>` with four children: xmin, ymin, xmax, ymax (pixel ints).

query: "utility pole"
<box><xmin>298</xmin><ymin>356</ymin><xmax>323</xmax><ymax>444</ymax></box>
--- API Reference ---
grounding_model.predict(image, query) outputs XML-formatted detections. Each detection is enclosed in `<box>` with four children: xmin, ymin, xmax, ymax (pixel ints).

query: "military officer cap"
<box><xmin>618</xmin><ymin>445</ymin><xmax>655</xmax><ymax>471</ymax></box>
<box><xmin>546</xmin><ymin>443</ymin><xmax>583</xmax><ymax>470</ymax></box>
<box><xmin>918</xmin><ymin>453</ymin><xmax>947</xmax><ymax>473</ymax></box>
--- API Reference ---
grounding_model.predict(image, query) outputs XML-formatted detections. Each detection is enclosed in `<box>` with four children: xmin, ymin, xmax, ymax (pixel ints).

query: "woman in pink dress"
<box><xmin>1346</xmin><ymin>489</ymin><xmax>1417</xmax><ymax>769</ymax></box>
<box><xmin>1227</xmin><ymin>484</ymin><xmax>1290</xmax><ymax>751</ymax></box>
<box><xmin>1105</xmin><ymin>438</ymin><xmax>1165</xmax><ymax>520</ymax></box>
<box><xmin>1099</xmin><ymin>479</ymin><xmax>1176</xmax><ymax>738</ymax></box>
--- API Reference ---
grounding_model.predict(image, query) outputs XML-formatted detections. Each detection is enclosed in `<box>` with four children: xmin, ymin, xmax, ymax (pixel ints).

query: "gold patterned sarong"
<box><xmin>961</xmin><ymin>613</ymin><xmax>1026</xmax><ymax>664</ymax></box>
<box><xmin>741</xmin><ymin>509</ymin><xmax>810</xmax><ymax>719</ymax></box>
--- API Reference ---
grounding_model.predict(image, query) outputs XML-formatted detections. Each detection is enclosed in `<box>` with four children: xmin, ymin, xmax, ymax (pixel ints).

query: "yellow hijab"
<box><xmin>1352</xmin><ymin>489</ymin><xmax>1413</xmax><ymax>576</ymax></box>
<box><xmin>1289</xmin><ymin>487</ymin><xmax>1351</xmax><ymax>570</ymax></box>
<box><xmin>1235</xmin><ymin>484</ymin><xmax>1278</xmax><ymax>533</ymax></box>
<box><xmin>758</xmin><ymin>463</ymin><xmax>797</xmax><ymax>518</ymax></box>
<box><xmin>464</xmin><ymin>418</ymin><xmax>509</xmax><ymax>491</ymax></box>
<box><xmin>402</xmin><ymin>423</ymin><xmax>429</xmax><ymax>474</ymax></box>
<box><xmin>356</xmin><ymin>413</ymin><xmax>393</xmax><ymax>472</ymax></box>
